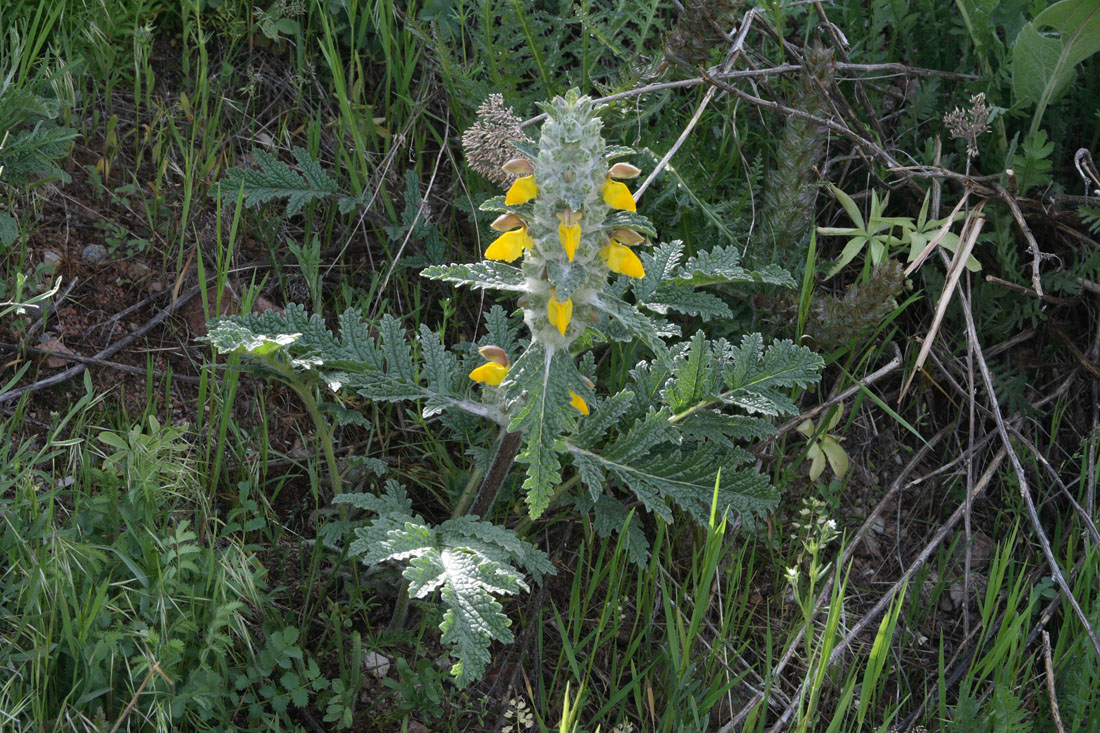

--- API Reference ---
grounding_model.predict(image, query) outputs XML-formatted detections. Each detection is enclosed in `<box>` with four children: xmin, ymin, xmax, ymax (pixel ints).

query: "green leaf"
<box><xmin>567</xmin><ymin>442</ymin><xmax>778</xmax><ymax>524</ymax></box>
<box><xmin>673</xmin><ymin>244</ymin><xmax>795</xmax><ymax>288</ymax></box>
<box><xmin>591</xmin><ymin>293</ymin><xmax>673</xmax><ymax>370</ymax></box>
<box><xmin>1012</xmin><ymin>0</ymin><xmax>1100</xmax><ymax>130</ymax></box>
<box><xmin>421</xmin><ymin>261</ymin><xmax>528</xmax><ymax>292</ymax></box>
<box><xmin>718</xmin><ymin>334</ymin><xmax>824</xmax><ymax>416</ymax></box>
<box><xmin>0</xmin><ymin>212</ymin><xmax>18</xmax><ymax>247</ymax></box>
<box><xmin>664</xmin><ymin>331</ymin><xmax>717</xmax><ymax>412</ymax></box>
<box><xmin>1010</xmin><ymin>130</ymin><xmax>1055</xmax><ymax>193</ymax></box>
<box><xmin>592</xmin><ymin>498</ymin><xmax>650</xmax><ymax>566</ymax></box>
<box><xmin>346</xmin><ymin>483</ymin><xmax>552</xmax><ymax>687</ymax></box>
<box><xmin>505</xmin><ymin>342</ymin><xmax>578</xmax><ymax>517</ymax></box>
<box><xmin>204</xmin><ymin>305</ymin><xmax>493</xmax><ymax>421</ymax></box>
<box><xmin>217</xmin><ymin>147</ymin><xmax>337</xmax><ymax>216</ymax></box>
<box><xmin>644</xmin><ymin>285</ymin><xmax>732</xmax><ymax>319</ymax></box>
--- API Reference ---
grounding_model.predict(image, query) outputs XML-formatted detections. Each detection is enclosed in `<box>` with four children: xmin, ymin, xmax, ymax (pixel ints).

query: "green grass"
<box><xmin>1</xmin><ymin>0</ymin><xmax>1099</xmax><ymax>729</ymax></box>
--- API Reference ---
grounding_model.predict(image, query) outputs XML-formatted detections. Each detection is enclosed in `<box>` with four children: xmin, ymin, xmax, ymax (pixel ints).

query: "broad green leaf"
<box><xmin>1012</xmin><ymin>0</ymin><xmax>1100</xmax><ymax>131</ymax></box>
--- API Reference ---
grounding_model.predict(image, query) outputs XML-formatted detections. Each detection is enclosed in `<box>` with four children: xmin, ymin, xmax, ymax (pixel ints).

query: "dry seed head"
<box><xmin>461</xmin><ymin>94</ymin><xmax>532</xmax><ymax>185</ymax></box>
<box><xmin>944</xmin><ymin>92</ymin><xmax>991</xmax><ymax>158</ymax></box>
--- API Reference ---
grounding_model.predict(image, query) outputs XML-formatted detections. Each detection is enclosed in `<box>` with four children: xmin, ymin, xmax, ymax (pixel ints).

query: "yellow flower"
<box><xmin>505</xmin><ymin>175</ymin><xmax>538</xmax><ymax>205</ymax></box>
<box><xmin>547</xmin><ymin>295</ymin><xmax>573</xmax><ymax>336</ymax></box>
<box><xmin>599</xmin><ymin>241</ymin><xmax>645</xmax><ymax>278</ymax></box>
<box><xmin>484</xmin><ymin>227</ymin><xmax>534</xmax><ymax>262</ymax></box>
<box><xmin>558</xmin><ymin>221</ymin><xmax>581</xmax><ymax>261</ymax></box>
<box><xmin>469</xmin><ymin>361</ymin><xmax>509</xmax><ymax>386</ymax></box>
<box><xmin>602</xmin><ymin>179</ymin><xmax>636</xmax><ymax>212</ymax></box>
<box><xmin>568</xmin><ymin>390</ymin><xmax>589</xmax><ymax>415</ymax></box>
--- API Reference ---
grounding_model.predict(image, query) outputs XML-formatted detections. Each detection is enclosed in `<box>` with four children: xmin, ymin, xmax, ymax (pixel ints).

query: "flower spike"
<box><xmin>485</xmin><ymin>227</ymin><xmax>534</xmax><ymax>262</ymax></box>
<box><xmin>600</xmin><ymin>241</ymin><xmax>645</xmax><ymax>278</ymax></box>
<box><xmin>547</xmin><ymin>295</ymin><xmax>573</xmax><ymax>336</ymax></box>
<box><xmin>602</xmin><ymin>179</ymin><xmax>636</xmax><ymax>211</ymax></box>
<box><xmin>505</xmin><ymin>175</ymin><xmax>538</xmax><ymax>205</ymax></box>
<box><xmin>568</xmin><ymin>390</ymin><xmax>589</xmax><ymax>415</ymax></box>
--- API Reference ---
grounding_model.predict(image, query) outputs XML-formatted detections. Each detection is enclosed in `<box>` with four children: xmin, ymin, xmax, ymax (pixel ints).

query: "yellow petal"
<box><xmin>558</xmin><ymin>221</ymin><xmax>581</xmax><ymax>261</ymax></box>
<box><xmin>484</xmin><ymin>228</ymin><xmax>532</xmax><ymax>262</ymax></box>
<box><xmin>468</xmin><ymin>361</ymin><xmax>509</xmax><ymax>386</ymax></box>
<box><xmin>602</xmin><ymin>179</ymin><xmax>636</xmax><ymax>211</ymax></box>
<box><xmin>547</xmin><ymin>296</ymin><xmax>573</xmax><ymax>336</ymax></box>
<box><xmin>505</xmin><ymin>175</ymin><xmax>538</xmax><ymax>205</ymax></box>
<box><xmin>569</xmin><ymin>390</ymin><xmax>589</xmax><ymax>415</ymax></box>
<box><xmin>599</xmin><ymin>242</ymin><xmax>645</xmax><ymax>278</ymax></box>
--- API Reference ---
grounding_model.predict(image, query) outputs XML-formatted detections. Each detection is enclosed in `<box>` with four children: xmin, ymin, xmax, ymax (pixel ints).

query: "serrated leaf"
<box><xmin>218</xmin><ymin>147</ymin><xmax>337</xmax><ymax>216</ymax></box>
<box><xmin>664</xmin><ymin>331</ymin><xmax>717</xmax><ymax>413</ymax></box>
<box><xmin>591</xmin><ymin>293</ymin><xmax>673</xmax><ymax>370</ymax></box>
<box><xmin>518</xmin><ymin>433</ymin><xmax>563</xmax><ymax>519</ymax></box>
<box><xmin>602</xmin><ymin>407</ymin><xmax>680</xmax><ymax>466</ymax></box>
<box><xmin>718</xmin><ymin>334</ymin><xmax>823</xmax><ymax>416</ymax></box>
<box><xmin>674</xmin><ymin>245</ymin><xmax>795</xmax><ymax>288</ymax></box>
<box><xmin>346</xmin><ymin>490</ymin><xmax>552</xmax><ymax>687</ymax></box>
<box><xmin>546</xmin><ymin>258</ymin><xmax>590</xmax><ymax>300</ymax></box>
<box><xmin>566</xmin><ymin>443</ymin><xmax>778</xmax><ymax>524</ymax></box>
<box><xmin>633</xmin><ymin>241</ymin><xmax>685</xmax><ymax>302</ymax></box>
<box><xmin>421</xmin><ymin>261</ymin><xmax>528</xmax><ymax>291</ymax></box>
<box><xmin>679</xmin><ymin>411</ymin><xmax>776</xmax><ymax>444</ymax></box>
<box><xmin>592</xmin><ymin>497</ymin><xmax>650</xmax><ymax>566</ymax></box>
<box><xmin>604</xmin><ymin>210</ymin><xmax>658</xmax><ymax>238</ymax></box>
<box><xmin>205</xmin><ymin>305</ymin><xmax>494</xmax><ymax>421</ymax></box>
<box><xmin>644</xmin><ymin>284</ymin><xmax>732</xmax><ymax>319</ymax></box>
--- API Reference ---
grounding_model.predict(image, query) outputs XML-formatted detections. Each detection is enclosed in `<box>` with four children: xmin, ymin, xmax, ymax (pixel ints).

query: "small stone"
<box><xmin>42</xmin><ymin>250</ymin><xmax>62</xmax><ymax>271</ymax></box>
<box><xmin>82</xmin><ymin>244</ymin><xmax>108</xmax><ymax>263</ymax></box>
<box><xmin>363</xmin><ymin>651</ymin><xmax>390</xmax><ymax>678</ymax></box>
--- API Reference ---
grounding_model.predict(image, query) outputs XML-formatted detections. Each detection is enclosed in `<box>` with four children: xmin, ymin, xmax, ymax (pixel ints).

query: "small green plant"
<box><xmin>205</xmin><ymin>91</ymin><xmax>822</xmax><ymax>687</ymax></box>
<box><xmin>796</xmin><ymin>405</ymin><xmax>850</xmax><ymax>483</ymax></box>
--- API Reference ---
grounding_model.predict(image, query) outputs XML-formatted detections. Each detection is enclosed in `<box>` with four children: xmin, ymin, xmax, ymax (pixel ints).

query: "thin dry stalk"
<box><xmin>1043</xmin><ymin>630</ymin><xmax>1067</xmax><ymax>733</ymax></box>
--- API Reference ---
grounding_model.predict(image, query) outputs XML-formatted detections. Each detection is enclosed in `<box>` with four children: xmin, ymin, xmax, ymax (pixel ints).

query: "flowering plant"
<box><xmin>204</xmin><ymin>91</ymin><xmax>823</xmax><ymax>685</ymax></box>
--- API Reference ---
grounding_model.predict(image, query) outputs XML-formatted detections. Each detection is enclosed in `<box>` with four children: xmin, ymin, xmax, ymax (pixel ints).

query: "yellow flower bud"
<box><xmin>599</xmin><ymin>241</ymin><xmax>645</xmax><ymax>278</ymax></box>
<box><xmin>505</xmin><ymin>175</ymin><xmax>538</xmax><ymax>205</ymax></box>
<box><xmin>469</xmin><ymin>361</ymin><xmax>509</xmax><ymax>386</ymax></box>
<box><xmin>491</xmin><ymin>213</ymin><xmax>526</xmax><ymax>231</ymax></box>
<box><xmin>608</xmin><ymin>162</ymin><xmax>642</xmax><ymax>179</ymax></box>
<box><xmin>502</xmin><ymin>158</ymin><xmax>534</xmax><ymax>176</ymax></box>
<box><xmin>610</xmin><ymin>227</ymin><xmax>645</xmax><ymax>245</ymax></box>
<box><xmin>568</xmin><ymin>390</ymin><xmax>589</xmax><ymax>415</ymax></box>
<box><xmin>601</xmin><ymin>179</ymin><xmax>636</xmax><ymax>211</ymax></box>
<box><xmin>477</xmin><ymin>345</ymin><xmax>510</xmax><ymax>367</ymax></box>
<box><xmin>484</xmin><ymin>227</ymin><xmax>533</xmax><ymax>262</ymax></box>
<box><xmin>547</xmin><ymin>295</ymin><xmax>573</xmax><ymax>336</ymax></box>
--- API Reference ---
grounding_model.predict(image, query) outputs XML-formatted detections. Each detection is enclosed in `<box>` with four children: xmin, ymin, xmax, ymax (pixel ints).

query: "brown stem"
<box><xmin>468</xmin><ymin>430</ymin><xmax>524</xmax><ymax>519</ymax></box>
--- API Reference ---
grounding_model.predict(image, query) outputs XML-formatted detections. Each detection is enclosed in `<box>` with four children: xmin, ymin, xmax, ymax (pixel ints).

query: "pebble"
<box><xmin>82</xmin><ymin>244</ymin><xmax>108</xmax><ymax>263</ymax></box>
<box><xmin>363</xmin><ymin>651</ymin><xmax>391</xmax><ymax>678</ymax></box>
<box><xmin>42</xmin><ymin>250</ymin><xmax>62</xmax><ymax>271</ymax></box>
